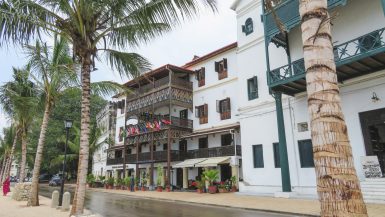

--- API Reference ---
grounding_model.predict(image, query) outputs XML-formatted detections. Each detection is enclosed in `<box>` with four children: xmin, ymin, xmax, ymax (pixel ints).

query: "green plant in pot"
<box><xmin>123</xmin><ymin>177</ymin><xmax>131</xmax><ymax>191</ymax></box>
<box><xmin>156</xmin><ymin>164</ymin><xmax>163</xmax><ymax>192</ymax></box>
<box><xmin>196</xmin><ymin>177</ymin><xmax>206</xmax><ymax>194</ymax></box>
<box><xmin>203</xmin><ymin>169</ymin><xmax>219</xmax><ymax>194</ymax></box>
<box><xmin>86</xmin><ymin>174</ymin><xmax>95</xmax><ymax>188</ymax></box>
<box><xmin>230</xmin><ymin>176</ymin><xmax>237</xmax><ymax>192</ymax></box>
<box><xmin>107</xmin><ymin>177</ymin><xmax>114</xmax><ymax>189</ymax></box>
<box><xmin>114</xmin><ymin>178</ymin><xmax>123</xmax><ymax>189</ymax></box>
<box><xmin>141</xmin><ymin>170</ymin><xmax>147</xmax><ymax>191</ymax></box>
<box><xmin>134</xmin><ymin>177</ymin><xmax>140</xmax><ymax>191</ymax></box>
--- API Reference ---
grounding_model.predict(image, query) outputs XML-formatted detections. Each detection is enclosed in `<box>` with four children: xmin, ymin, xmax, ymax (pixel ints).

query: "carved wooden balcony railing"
<box><xmin>186</xmin><ymin>145</ymin><xmax>241</xmax><ymax>159</ymax></box>
<box><xmin>107</xmin><ymin>150</ymin><xmax>187</xmax><ymax>165</ymax></box>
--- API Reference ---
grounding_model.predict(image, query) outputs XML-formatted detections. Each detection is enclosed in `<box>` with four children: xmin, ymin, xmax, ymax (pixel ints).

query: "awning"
<box><xmin>195</xmin><ymin>157</ymin><xmax>231</xmax><ymax>167</ymax></box>
<box><xmin>181</xmin><ymin>123</ymin><xmax>240</xmax><ymax>139</ymax></box>
<box><xmin>173</xmin><ymin>158</ymin><xmax>207</xmax><ymax>168</ymax></box>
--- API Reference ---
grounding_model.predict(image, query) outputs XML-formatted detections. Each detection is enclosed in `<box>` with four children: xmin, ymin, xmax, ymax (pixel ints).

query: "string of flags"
<box><xmin>121</xmin><ymin>118</ymin><xmax>172</xmax><ymax>137</ymax></box>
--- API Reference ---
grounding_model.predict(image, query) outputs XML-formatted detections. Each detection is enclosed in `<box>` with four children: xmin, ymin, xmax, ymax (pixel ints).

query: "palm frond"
<box><xmin>90</xmin><ymin>81</ymin><xmax>127</xmax><ymax>97</ymax></box>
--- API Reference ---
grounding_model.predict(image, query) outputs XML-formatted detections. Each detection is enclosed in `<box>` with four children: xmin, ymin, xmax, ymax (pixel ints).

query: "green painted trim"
<box><xmin>273</xmin><ymin>92</ymin><xmax>292</xmax><ymax>192</ymax></box>
<box><xmin>382</xmin><ymin>0</ymin><xmax>385</xmax><ymax>16</ymax></box>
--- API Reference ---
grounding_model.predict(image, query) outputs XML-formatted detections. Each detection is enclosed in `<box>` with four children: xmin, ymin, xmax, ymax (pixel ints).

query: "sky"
<box><xmin>0</xmin><ymin>0</ymin><xmax>237</xmax><ymax>135</ymax></box>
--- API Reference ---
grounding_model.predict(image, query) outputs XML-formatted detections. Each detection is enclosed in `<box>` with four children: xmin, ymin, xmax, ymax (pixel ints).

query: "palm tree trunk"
<box><xmin>19</xmin><ymin>131</ymin><xmax>27</xmax><ymax>183</ymax></box>
<box><xmin>71</xmin><ymin>54</ymin><xmax>91</xmax><ymax>216</ymax></box>
<box><xmin>28</xmin><ymin>103</ymin><xmax>51</xmax><ymax>206</ymax></box>
<box><xmin>299</xmin><ymin>1</ymin><xmax>368</xmax><ymax>216</ymax></box>
<box><xmin>2</xmin><ymin>133</ymin><xmax>17</xmax><ymax>184</ymax></box>
<box><xmin>0</xmin><ymin>154</ymin><xmax>7</xmax><ymax>183</ymax></box>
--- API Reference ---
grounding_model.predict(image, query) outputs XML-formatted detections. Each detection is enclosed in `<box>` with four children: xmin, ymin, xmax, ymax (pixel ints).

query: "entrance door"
<box><xmin>220</xmin><ymin>164</ymin><xmax>232</xmax><ymax>181</ymax></box>
<box><xmin>360</xmin><ymin>108</ymin><xmax>385</xmax><ymax>175</ymax></box>
<box><xmin>176</xmin><ymin>168</ymin><xmax>183</xmax><ymax>188</ymax></box>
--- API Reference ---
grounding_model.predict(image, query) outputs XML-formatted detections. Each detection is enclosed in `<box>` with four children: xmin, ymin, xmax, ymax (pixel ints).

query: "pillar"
<box><xmin>114</xmin><ymin>169</ymin><xmax>118</xmax><ymax>181</ymax></box>
<box><xmin>231</xmin><ymin>166</ymin><xmax>239</xmax><ymax>189</ymax></box>
<box><xmin>166</xmin><ymin>130</ymin><xmax>171</xmax><ymax>187</ymax></box>
<box><xmin>125</xmin><ymin>169</ymin><xmax>128</xmax><ymax>178</ymax></box>
<box><xmin>183</xmin><ymin>168</ymin><xmax>188</xmax><ymax>189</ymax></box>
<box><xmin>273</xmin><ymin>92</ymin><xmax>292</xmax><ymax>192</ymax></box>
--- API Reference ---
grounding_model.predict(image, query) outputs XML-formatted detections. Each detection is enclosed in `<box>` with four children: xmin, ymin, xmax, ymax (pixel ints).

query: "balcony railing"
<box><xmin>127</xmin><ymin>76</ymin><xmax>192</xmax><ymax>100</ymax></box>
<box><xmin>263</xmin><ymin>0</ymin><xmax>346</xmax><ymax>42</ymax></box>
<box><xmin>268</xmin><ymin>27</ymin><xmax>385</xmax><ymax>87</ymax></box>
<box><xmin>186</xmin><ymin>145</ymin><xmax>241</xmax><ymax>159</ymax></box>
<box><xmin>107</xmin><ymin>150</ymin><xmax>187</xmax><ymax>165</ymax></box>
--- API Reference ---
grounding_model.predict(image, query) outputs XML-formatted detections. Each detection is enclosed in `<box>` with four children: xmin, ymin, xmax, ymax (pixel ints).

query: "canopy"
<box><xmin>195</xmin><ymin>157</ymin><xmax>231</xmax><ymax>168</ymax></box>
<box><xmin>173</xmin><ymin>158</ymin><xmax>207</xmax><ymax>168</ymax></box>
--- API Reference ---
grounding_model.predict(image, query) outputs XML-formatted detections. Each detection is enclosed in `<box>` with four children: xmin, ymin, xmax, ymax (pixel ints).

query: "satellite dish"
<box><xmin>126</xmin><ymin>115</ymin><xmax>138</xmax><ymax>125</ymax></box>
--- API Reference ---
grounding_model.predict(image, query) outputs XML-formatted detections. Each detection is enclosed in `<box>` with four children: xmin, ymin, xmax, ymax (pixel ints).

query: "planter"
<box><xmin>108</xmin><ymin>185</ymin><xmax>113</xmax><ymax>189</ymax></box>
<box><xmin>208</xmin><ymin>186</ymin><xmax>217</xmax><ymax>194</ymax></box>
<box><xmin>157</xmin><ymin>186</ymin><xmax>163</xmax><ymax>192</ymax></box>
<box><xmin>196</xmin><ymin>189</ymin><xmax>203</xmax><ymax>194</ymax></box>
<box><xmin>134</xmin><ymin>187</ymin><xmax>139</xmax><ymax>191</ymax></box>
<box><xmin>218</xmin><ymin>188</ymin><xmax>229</xmax><ymax>193</ymax></box>
<box><xmin>104</xmin><ymin>185</ymin><xmax>108</xmax><ymax>189</ymax></box>
<box><xmin>141</xmin><ymin>186</ymin><xmax>146</xmax><ymax>191</ymax></box>
<box><xmin>166</xmin><ymin>187</ymin><xmax>171</xmax><ymax>192</ymax></box>
<box><xmin>231</xmin><ymin>186</ymin><xmax>237</xmax><ymax>192</ymax></box>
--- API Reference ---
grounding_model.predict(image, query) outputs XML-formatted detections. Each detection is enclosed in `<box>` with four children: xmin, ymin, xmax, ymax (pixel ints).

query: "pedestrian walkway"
<box><xmin>0</xmin><ymin>193</ymin><xmax>68</xmax><ymax>217</ymax></box>
<box><xmin>90</xmin><ymin>188</ymin><xmax>385</xmax><ymax>217</ymax></box>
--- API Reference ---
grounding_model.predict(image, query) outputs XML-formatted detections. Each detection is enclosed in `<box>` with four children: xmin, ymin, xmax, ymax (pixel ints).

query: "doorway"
<box><xmin>220</xmin><ymin>164</ymin><xmax>232</xmax><ymax>181</ymax></box>
<box><xmin>360</xmin><ymin>108</ymin><xmax>385</xmax><ymax>175</ymax></box>
<box><xmin>176</xmin><ymin>168</ymin><xmax>183</xmax><ymax>188</ymax></box>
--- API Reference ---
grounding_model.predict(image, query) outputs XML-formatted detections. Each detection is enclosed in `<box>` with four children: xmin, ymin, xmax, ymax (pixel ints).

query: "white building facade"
<box><xmin>232</xmin><ymin>0</ymin><xmax>385</xmax><ymax>202</ymax></box>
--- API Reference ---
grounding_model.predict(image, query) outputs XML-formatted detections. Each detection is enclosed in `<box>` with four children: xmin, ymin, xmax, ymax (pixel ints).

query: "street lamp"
<box><xmin>59</xmin><ymin>120</ymin><xmax>72</xmax><ymax>206</ymax></box>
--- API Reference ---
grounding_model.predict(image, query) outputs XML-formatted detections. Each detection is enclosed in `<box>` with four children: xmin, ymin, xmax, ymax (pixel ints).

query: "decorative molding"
<box><xmin>193</xmin><ymin>77</ymin><xmax>238</xmax><ymax>93</ymax></box>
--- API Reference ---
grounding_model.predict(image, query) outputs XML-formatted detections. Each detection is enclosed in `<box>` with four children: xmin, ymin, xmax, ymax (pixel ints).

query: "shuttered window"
<box><xmin>195</xmin><ymin>104</ymin><xmax>208</xmax><ymax>124</ymax></box>
<box><xmin>215</xmin><ymin>58</ymin><xmax>228</xmax><ymax>80</ymax></box>
<box><xmin>252</xmin><ymin>145</ymin><xmax>264</xmax><ymax>168</ymax></box>
<box><xmin>195</xmin><ymin>67</ymin><xmax>205</xmax><ymax>87</ymax></box>
<box><xmin>216</xmin><ymin>98</ymin><xmax>231</xmax><ymax>120</ymax></box>
<box><xmin>273</xmin><ymin>142</ymin><xmax>280</xmax><ymax>168</ymax></box>
<box><xmin>247</xmin><ymin>76</ymin><xmax>258</xmax><ymax>100</ymax></box>
<box><xmin>298</xmin><ymin>139</ymin><xmax>315</xmax><ymax>168</ymax></box>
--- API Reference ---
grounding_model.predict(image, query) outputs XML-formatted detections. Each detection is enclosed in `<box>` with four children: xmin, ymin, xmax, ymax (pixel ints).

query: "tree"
<box><xmin>26</xmin><ymin>35</ymin><xmax>76</xmax><ymax>206</ymax></box>
<box><xmin>0</xmin><ymin>127</ymin><xmax>15</xmax><ymax>183</ymax></box>
<box><xmin>298</xmin><ymin>0</ymin><xmax>367</xmax><ymax>216</ymax></box>
<box><xmin>0</xmin><ymin>1</ymin><xmax>216</xmax><ymax>215</ymax></box>
<box><xmin>0</xmin><ymin>66</ymin><xmax>38</xmax><ymax>183</ymax></box>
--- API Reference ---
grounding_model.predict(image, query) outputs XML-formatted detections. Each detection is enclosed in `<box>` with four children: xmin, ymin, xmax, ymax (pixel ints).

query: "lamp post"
<box><xmin>59</xmin><ymin>120</ymin><xmax>72</xmax><ymax>206</ymax></box>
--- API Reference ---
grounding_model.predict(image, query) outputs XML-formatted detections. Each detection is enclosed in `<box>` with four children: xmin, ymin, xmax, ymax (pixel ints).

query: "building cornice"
<box><xmin>193</xmin><ymin>77</ymin><xmax>238</xmax><ymax>94</ymax></box>
<box><xmin>237</xmin><ymin>36</ymin><xmax>265</xmax><ymax>53</ymax></box>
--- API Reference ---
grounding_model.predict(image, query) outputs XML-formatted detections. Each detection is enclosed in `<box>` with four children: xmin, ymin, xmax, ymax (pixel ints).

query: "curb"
<box><xmin>89</xmin><ymin>189</ymin><xmax>320</xmax><ymax>217</ymax></box>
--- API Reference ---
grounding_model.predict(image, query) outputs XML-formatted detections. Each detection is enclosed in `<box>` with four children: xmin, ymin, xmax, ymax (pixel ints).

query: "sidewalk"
<box><xmin>0</xmin><ymin>193</ymin><xmax>68</xmax><ymax>217</ymax></box>
<box><xmin>89</xmin><ymin>188</ymin><xmax>385</xmax><ymax>217</ymax></box>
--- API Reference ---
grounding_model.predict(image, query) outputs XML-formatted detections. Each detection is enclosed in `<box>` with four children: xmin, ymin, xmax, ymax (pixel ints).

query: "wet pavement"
<box><xmin>39</xmin><ymin>185</ymin><xmax>294</xmax><ymax>217</ymax></box>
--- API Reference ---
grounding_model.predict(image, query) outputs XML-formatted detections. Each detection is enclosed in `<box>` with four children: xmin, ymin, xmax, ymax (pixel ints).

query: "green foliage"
<box><xmin>123</xmin><ymin>177</ymin><xmax>131</xmax><ymax>187</ymax></box>
<box><xmin>114</xmin><ymin>178</ymin><xmax>122</xmax><ymax>186</ymax></box>
<box><xmin>107</xmin><ymin>177</ymin><xmax>114</xmax><ymax>186</ymax></box>
<box><xmin>86</xmin><ymin>174</ymin><xmax>95</xmax><ymax>184</ymax></box>
<box><xmin>156</xmin><ymin>164</ymin><xmax>163</xmax><ymax>187</ymax></box>
<box><xmin>230</xmin><ymin>176</ymin><xmax>237</xmax><ymax>186</ymax></box>
<box><xmin>202</xmin><ymin>169</ymin><xmax>219</xmax><ymax>186</ymax></box>
<box><xmin>98</xmin><ymin>176</ymin><xmax>105</xmax><ymax>182</ymax></box>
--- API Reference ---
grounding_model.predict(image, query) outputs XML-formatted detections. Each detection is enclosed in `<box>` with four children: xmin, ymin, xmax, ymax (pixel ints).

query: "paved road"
<box><xmin>39</xmin><ymin>185</ymin><xmax>296</xmax><ymax>217</ymax></box>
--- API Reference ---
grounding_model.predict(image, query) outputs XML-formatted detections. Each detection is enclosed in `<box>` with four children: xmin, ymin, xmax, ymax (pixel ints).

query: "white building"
<box><xmin>232</xmin><ymin>0</ymin><xmax>385</xmax><ymax>202</ymax></box>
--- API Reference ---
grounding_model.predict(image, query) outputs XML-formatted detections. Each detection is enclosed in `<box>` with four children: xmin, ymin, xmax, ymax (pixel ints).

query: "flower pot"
<box><xmin>208</xmin><ymin>186</ymin><xmax>217</xmax><ymax>194</ymax></box>
<box><xmin>108</xmin><ymin>185</ymin><xmax>113</xmax><ymax>189</ymax></box>
<box><xmin>135</xmin><ymin>187</ymin><xmax>139</xmax><ymax>191</ymax></box>
<box><xmin>166</xmin><ymin>187</ymin><xmax>171</xmax><ymax>192</ymax></box>
<box><xmin>157</xmin><ymin>186</ymin><xmax>163</xmax><ymax>192</ymax></box>
<box><xmin>197</xmin><ymin>189</ymin><xmax>203</xmax><ymax>194</ymax></box>
<box><xmin>104</xmin><ymin>185</ymin><xmax>108</xmax><ymax>189</ymax></box>
<box><xmin>232</xmin><ymin>186</ymin><xmax>237</xmax><ymax>192</ymax></box>
<box><xmin>141</xmin><ymin>187</ymin><xmax>146</xmax><ymax>191</ymax></box>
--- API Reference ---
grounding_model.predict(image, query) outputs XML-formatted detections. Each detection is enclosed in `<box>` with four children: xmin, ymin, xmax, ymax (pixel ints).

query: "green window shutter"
<box><xmin>298</xmin><ymin>139</ymin><xmax>315</xmax><ymax>168</ymax></box>
<box><xmin>252</xmin><ymin>144</ymin><xmax>264</xmax><ymax>168</ymax></box>
<box><xmin>247</xmin><ymin>76</ymin><xmax>258</xmax><ymax>100</ymax></box>
<box><xmin>273</xmin><ymin>142</ymin><xmax>280</xmax><ymax>168</ymax></box>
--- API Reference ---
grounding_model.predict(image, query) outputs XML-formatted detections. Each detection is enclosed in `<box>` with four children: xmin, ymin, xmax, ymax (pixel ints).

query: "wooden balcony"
<box><xmin>106</xmin><ymin>150</ymin><xmax>186</xmax><ymax>165</ymax></box>
<box><xmin>186</xmin><ymin>145</ymin><xmax>241</xmax><ymax>159</ymax></box>
<box><xmin>263</xmin><ymin>0</ymin><xmax>346</xmax><ymax>43</ymax></box>
<box><xmin>268</xmin><ymin>27</ymin><xmax>385</xmax><ymax>95</ymax></box>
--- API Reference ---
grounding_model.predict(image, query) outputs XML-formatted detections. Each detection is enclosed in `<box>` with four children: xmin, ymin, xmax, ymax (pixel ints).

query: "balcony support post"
<box><xmin>136</xmin><ymin>141</ymin><xmax>139</xmax><ymax>178</ymax></box>
<box><xmin>150</xmin><ymin>133</ymin><xmax>154</xmax><ymax>188</ymax></box>
<box><xmin>273</xmin><ymin>91</ymin><xmax>292</xmax><ymax>192</ymax></box>
<box><xmin>167</xmin><ymin>129</ymin><xmax>171</xmax><ymax>188</ymax></box>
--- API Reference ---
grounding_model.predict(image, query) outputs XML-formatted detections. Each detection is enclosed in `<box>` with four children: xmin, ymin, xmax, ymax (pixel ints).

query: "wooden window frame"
<box><xmin>195</xmin><ymin>67</ymin><xmax>205</xmax><ymax>87</ymax></box>
<box><xmin>195</xmin><ymin>104</ymin><xmax>208</xmax><ymax>124</ymax></box>
<box><xmin>217</xmin><ymin>98</ymin><xmax>231</xmax><ymax>120</ymax></box>
<box><xmin>247</xmin><ymin>76</ymin><xmax>258</xmax><ymax>100</ymax></box>
<box><xmin>252</xmin><ymin>144</ymin><xmax>264</xmax><ymax>168</ymax></box>
<box><xmin>215</xmin><ymin>58</ymin><xmax>228</xmax><ymax>80</ymax></box>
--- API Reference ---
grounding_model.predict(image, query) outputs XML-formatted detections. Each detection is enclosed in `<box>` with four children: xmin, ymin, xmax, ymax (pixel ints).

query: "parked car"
<box><xmin>39</xmin><ymin>174</ymin><xmax>51</xmax><ymax>183</ymax></box>
<box><xmin>10</xmin><ymin>176</ymin><xmax>17</xmax><ymax>182</ymax></box>
<box><xmin>48</xmin><ymin>176</ymin><xmax>62</xmax><ymax>186</ymax></box>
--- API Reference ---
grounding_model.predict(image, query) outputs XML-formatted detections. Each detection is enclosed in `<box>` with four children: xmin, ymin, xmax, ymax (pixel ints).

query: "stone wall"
<box><xmin>12</xmin><ymin>183</ymin><xmax>31</xmax><ymax>201</ymax></box>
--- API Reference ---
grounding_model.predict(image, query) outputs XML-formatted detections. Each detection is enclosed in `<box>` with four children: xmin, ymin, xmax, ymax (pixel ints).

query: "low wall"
<box><xmin>12</xmin><ymin>183</ymin><xmax>32</xmax><ymax>201</ymax></box>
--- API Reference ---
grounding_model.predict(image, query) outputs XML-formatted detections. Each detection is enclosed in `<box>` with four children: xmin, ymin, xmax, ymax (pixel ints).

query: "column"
<box><xmin>273</xmin><ymin>92</ymin><xmax>292</xmax><ymax>192</ymax></box>
<box><xmin>114</xmin><ymin>169</ymin><xmax>118</xmax><ymax>187</ymax></box>
<box><xmin>150</xmin><ymin>133</ymin><xmax>154</xmax><ymax>187</ymax></box>
<box><xmin>183</xmin><ymin>168</ymin><xmax>188</xmax><ymax>189</ymax></box>
<box><xmin>231</xmin><ymin>165</ymin><xmax>239</xmax><ymax>189</ymax></box>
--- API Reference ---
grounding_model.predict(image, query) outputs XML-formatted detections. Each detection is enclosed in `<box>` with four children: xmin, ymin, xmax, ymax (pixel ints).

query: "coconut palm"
<box><xmin>298</xmin><ymin>0</ymin><xmax>367</xmax><ymax>216</ymax></box>
<box><xmin>25</xmin><ymin>35</ymin><xmax>76</xmax><ymax>206</ymax></box>
<box><xmin>0</xmin><ymin>66</ymin><xmax>38</xmax><ymax>184</ymax></box>
<box><xmin>0</xmin><ymin>1</ymin><xmax>216</xmax><ymax>214</ymax></box>
<box><xmin>0</xmin><ymin>126</ymin><xmax>18</xmax><ymax>185</ymax></box>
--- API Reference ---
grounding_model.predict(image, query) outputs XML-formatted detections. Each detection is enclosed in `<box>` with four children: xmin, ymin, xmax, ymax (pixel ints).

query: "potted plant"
<box><xmin>218</xmin><ymin>181</ymin><xmax>228</xmax><ymax>193</ymax></box>
<box><xmin>123</xmin><ymin>177</ymin><xmax>131</xmax><ymax>191</ymax></box>
<box><xmin>196</xmin><ymin>179</ymin><xmax>205</xmax><ymax>194</ymax></box>
<box><xmin>114</xmin><ymin>178</ymin><xmax>122</xmax><ymax>190</ymax></box>
<box><xmin>134</xmin><ymin>177</ymin><xmax>140</xmax><ymax>191</ymax></box>
<box><xmin>107</xmin><ymin>177</ymin><xmax>114</xmax><ymax>189</ymax></box>
<box><xmin>230</xmin><ymin>176</ymin><xmax>237</xmax><ymax>192</ymax></box>
<box><xmin>141</xmin><ymin>170</ymin><xmax>147</xmax><ymax>191</ymax></box>
<box><xmin>156</xmin><ymin>164</ymin><xmax>163</xmax><ymax>192</ymax></box>
<box><xmin>99</xmin><ymin>176</ymin><xmax>105</xmax><ymax>188</ymax></box>
<box><xmin>202</xmin><ymin>169</ymin><xmax>219</xmax><ymax>194</ymax></box>
<box><xmin>86</xmin><ymin>174</ymin><xmax>95</xmax><ymax>188</ymax></box>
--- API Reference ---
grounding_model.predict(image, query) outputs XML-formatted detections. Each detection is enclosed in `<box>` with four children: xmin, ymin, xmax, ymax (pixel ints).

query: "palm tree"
<box><xmin>0</xmin><ymin>126</ymin><xmax>18</xmax><ymax>185</ymax></box>
<box><xmin>0</xmin><ymin>66</ymin><xmax>38</xmax><ymax>184</ymax></box>
<box><xmin>298</xmin><ymin>0</ymin><xmax>367</xmax><ymax>216</ymax></box>
<box><xmin>25</xmin><ymin>35</ymin><xmax>76</xmax><ymax>206</ymax></box>
<box><xmin>0</xmin><ymin>1</ymin><xmax>216</xmax><ymax>215</ymax></box>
